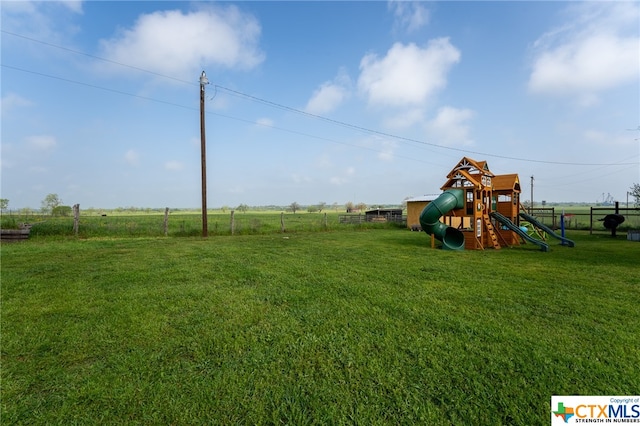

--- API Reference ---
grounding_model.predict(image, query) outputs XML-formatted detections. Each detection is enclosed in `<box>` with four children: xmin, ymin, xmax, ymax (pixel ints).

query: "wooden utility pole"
<box><xmin>200</xmin><ymin>71</ymin><xmax>209</xmax><ymax>238</ymax></box>
<box><xmin>530</xmin><ymin>175</ymin><xmax>534</xmax><ymax>214</ymax></box>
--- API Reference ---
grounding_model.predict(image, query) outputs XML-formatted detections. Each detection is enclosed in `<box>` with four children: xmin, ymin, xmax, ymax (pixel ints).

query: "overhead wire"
<box><xmin>1</xmin><ymin>63</ymin><xmax>445</xmax><ymax>167</ymax></box>
<box><xmin>3</xmin><ymin>29</ymin><xmax>639</xmax><ymax>168</ymax></box>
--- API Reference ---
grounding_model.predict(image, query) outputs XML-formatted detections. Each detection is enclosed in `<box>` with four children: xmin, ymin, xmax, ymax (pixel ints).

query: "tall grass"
<box><xmin>2</xmin><ymin>230</ymin><xmax>639</xmax><ymax>424</ymax></box>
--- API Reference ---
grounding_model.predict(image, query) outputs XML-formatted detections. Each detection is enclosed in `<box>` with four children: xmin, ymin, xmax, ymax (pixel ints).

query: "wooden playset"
<box><xmin>439</xmin><ymin>157</ymin><xmax>521</xmax><ymax>249</ymax></box>
<box><xmin>417</xmin><ymin>157</ymin><xmax>573</xmax><ymax>251</ymax></box>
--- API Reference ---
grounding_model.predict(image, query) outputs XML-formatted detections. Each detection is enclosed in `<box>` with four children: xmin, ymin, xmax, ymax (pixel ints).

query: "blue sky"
<box><xmin>2</xmin><ymin>1</ymin><xmax>639</xmax><ymax>210</ymax></box>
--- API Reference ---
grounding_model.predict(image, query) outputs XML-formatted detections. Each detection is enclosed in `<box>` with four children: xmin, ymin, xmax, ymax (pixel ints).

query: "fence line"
<box><xmin>339</xmin><ymin>214</ymin><xmax>406</xmax><ymax>225</ymax></box>
<box><xmin>4</xmin><ymin>207</ymin><xmax>637</xmax><ymax>238</ymax></box>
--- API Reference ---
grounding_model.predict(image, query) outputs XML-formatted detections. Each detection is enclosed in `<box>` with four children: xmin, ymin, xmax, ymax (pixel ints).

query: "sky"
<box><xmin>1</xmin><ymin>1</ymin><xmax>639</xmax><ymax>210</ymax></box>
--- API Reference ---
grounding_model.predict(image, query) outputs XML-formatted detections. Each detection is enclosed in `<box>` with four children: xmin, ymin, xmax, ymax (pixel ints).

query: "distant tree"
<box><xmin>0</xmin><ymin>199</ymin><xmax>8</xmax><ymax>213</ymax></box>
<box><xmin>631</xmin><ymin>183</ymin><xmax>640</xmax><ymax>206</ymax></box>
<box><xmin>289</xmin><ymin>202</ymin><xmax>301</xmax><ymax>214</ymax></box>
<box><xmin>356</xmin><ymin>202</ymin><xmax>367</xmax><ymax>212</ymax></box>
<box><xmin>345</xmin><ymin>201</ymin><xmax>355</xmax><ymax>213</ymax></box>
<box><xmin>317</xmin><ymin>202</ymin><xmax>327</xmax><ymax>213</ymax></box>
<box><xmin>41</xmin><ymin>193</ymin><xmax>62</xmax><ymax>215</ymax></box>
<box><xmin>221</xmin><ymin>205</ymin><xmax>230</xmax><ymax>213</ymax></box>
<box><xmin>307</xmin><ymin>205</ymin><xmax>318</xmax><ymax>213</ymax></box>
<box><xmin>52</xmin><ymin>205</ymin><xmax>72</xmax><ymax>217</ymax></box>
<box><xmin>237</xmin><ymin>203</ymin><xmax>249</xmax><ymax>213</ymax></box>
<box><xmin>332</xmin><ymin>202</ymin><xmax>339</xmax><ymax>212</ymax></box>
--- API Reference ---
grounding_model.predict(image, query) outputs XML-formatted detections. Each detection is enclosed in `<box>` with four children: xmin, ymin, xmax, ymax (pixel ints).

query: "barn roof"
<box><xmin>405</xmin><ymin>194</ymin><xmax>440</xmax><ymax>202</ymax></box>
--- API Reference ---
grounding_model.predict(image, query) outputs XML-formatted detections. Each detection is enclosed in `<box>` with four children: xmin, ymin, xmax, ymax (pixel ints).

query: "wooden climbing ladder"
<box><xmin>483</xmin><ymin>214</ymin><xmax>501</xmax><ymax>250</ymax></box>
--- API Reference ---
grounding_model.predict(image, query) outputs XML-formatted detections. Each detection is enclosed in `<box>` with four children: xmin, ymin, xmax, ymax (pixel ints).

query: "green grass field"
<box><xmin>2</xmin><ymin>228</ymin><xmax>639</xmax><ymax>424</ymax></box>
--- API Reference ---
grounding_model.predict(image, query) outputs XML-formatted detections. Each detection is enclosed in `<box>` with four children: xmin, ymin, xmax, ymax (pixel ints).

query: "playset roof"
<box><xmin>440</xmin><ymin>157</ymin><xmax>521</xmax><ymax>192</ymax></box>
<box><xmin>492</xmin><ymin>173</ymin><xmax>521</xmax><ymax>192</ymax></box>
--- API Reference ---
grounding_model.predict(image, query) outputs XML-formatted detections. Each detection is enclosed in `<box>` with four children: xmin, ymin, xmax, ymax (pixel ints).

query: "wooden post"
<box><xmin>230</xmin><ymin>210</ymin><xmax>235</xmax><ymax>235</ymax></box>
<box><xmin>73</xmin><ymin>204</ymin><xmax>80</xmax><ymax>236</ymax></box>
<box><xmin>323</xmin><ymin>212</ymin><xmax>327</xmax><ymax>229</ymax></box>
<box><xmin>612</xmin><ymin>201</ymin><xmax>619</xmax><ymax>238</ymax></box>
<box><xmin>163</xmin><ymin>207</ymin><xmax>169</xmax><ymax>236</ymax></box>
<box><xmin>530</xmin><ymin>175</ymin><xmax>534</xmax><ymax>215</ymax></box>
<box><xmin>280</xmin><ymin>212</ymin><xmax>285</xmax><ymax>233</ymax></box>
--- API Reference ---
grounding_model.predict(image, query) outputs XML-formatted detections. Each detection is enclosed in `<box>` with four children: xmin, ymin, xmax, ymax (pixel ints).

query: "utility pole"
<box><xmin>530</xmin><ymin>175</ymin><xmax>534</xmax><ymax>214</ymax></box>
<box><xmin>200</xmin><ymin>71</ymin><xmax>209</xmax><ymax>238</ymax></box>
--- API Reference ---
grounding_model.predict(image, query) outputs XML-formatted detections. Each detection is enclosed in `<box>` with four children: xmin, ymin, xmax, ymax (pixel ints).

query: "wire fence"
<box><xmin>522</xmin><ymin>207</ymin><xmax>640</xmax><ymax>232</ymax></box>
<box><xmin>1</xmin><ymin>210</ymin><xmax>404</xmax><ymax>239</ymax></box>
<box><xmin>2</xmin><ymin>206</ymin><xmax>638</xmax><ymax>240</ymax></box>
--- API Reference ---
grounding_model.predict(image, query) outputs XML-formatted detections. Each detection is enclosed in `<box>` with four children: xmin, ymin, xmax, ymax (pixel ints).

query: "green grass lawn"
<box><xmin>2</xmin><ymin>230</ymin><xmax>639</xmax><ymax>425</ymax></box>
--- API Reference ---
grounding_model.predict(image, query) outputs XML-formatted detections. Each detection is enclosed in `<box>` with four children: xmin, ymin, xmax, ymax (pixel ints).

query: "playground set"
<box><xmin>419</xmin><ymin>157</ymin><xmax>575</xmax><ymax>251</ymax></box>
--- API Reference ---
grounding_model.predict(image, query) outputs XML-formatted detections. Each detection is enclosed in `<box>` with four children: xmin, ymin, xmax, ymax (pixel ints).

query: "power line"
<box><xmin>1</xmin><ymin>30</ymin><xmax>196</xmax><ymax>86</ymax></box>
<box><xmin>3</xmin><ymin>29</ymin><xmax>639</xmax><ymax>167</ymax></box>
<box><xmin>0</xmin><ymin>63</ymin><xmax>444</xmax><ymax>167</ymax></box>
<box><xmin>1</xmin><ymin>64</ymin><xmax>195</xmax><ymax>111</ymax></box>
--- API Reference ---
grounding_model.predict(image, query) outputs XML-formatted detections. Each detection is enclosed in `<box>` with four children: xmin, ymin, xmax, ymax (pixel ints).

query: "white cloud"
<box><xmin>124</xmin><ymin>149</ymin><xmax>139</xmax><ymax>165</ymax></box>
<box><xmin>1</xmin><ymin>1</ymin><xmax>83</xmax><ymax>41</ymax></box>
<box><xmin>291</xmin><ymin>174</ymin><xmax>311</xmax><ymax>184</ymax></box>
<box><xmin>305</xmin><ymin>70</ymin><xmax>352</xmax><ymax>115</ymax></box>
<box><xmin>330</xmin><ymin>176</ymin><xmax>347</xmax><ymax>186</ymax></box>
<box><xmin>0</xmin><ymin>1</ymin><xmax>37</xmax><ymax>14</ymax></box>
<box><xmin>164</xmin><ymin>160</ymin><xmax>183</xmax><ymax>171</ymax></box>
<box><xmin>583</xmin><ymin>129</ymin><xmax>634</xmax><ymax>148</ymax></box>
<box><xmin>330</xmin><ymin>167</ymin><xmax>355</xmax><ymax>186</ymax></box>
<box><xmin>1</xmin><ymin>93</ymin><xmax>33</xmax><ymax>113</ymax></box>
<box><xmin>98</xmin><ymin>5</ymin><xmax>264</xmax><ymax>78</ymax></box>
<box><xmin>6</xmin><ymin>1</ymin><xmax>84</xmax><ymax>14</ymax></box>
<box><xmin>256</xmin><ymin>117</ymin><xmax>274</xmax><ymax>127</ymax></box>
<box><xmin>358</xmin><ymin>39</ymin><xmax>460</xmax><ymax>107</ymax></box>
<box><xmin>28</xmin><ymin>165</ymin><xmax>48</xmax><ymax>173</ymax></box>
<box><xmin>378</xmin><ymin>140</ymin><xmax>398</xmax><ymax>162</ymax></box>
<box><xmin>314</xmin><ymin>154</ymin><xmax>333</xmax><ymax>169</ymax></box>
<box><xmin>59</xmin><ymin>1</ymin><xmax>83</xmax><ymax>14</ymax></box>
<box><xmin>26</xmin><ymin>135</ymin><xmax>57</xmax><ymax>151</ymax></box>
<box><xmin>388</xmin><ymin>1</ymin><xmax>430</xmax><ymax>33</ymax></box>
<box><xmin>425</xmin><ymin>107</ymin><xmax>475</xmax><ymax>146</ymax></box>
<box><xmin>305</xmin><ymin>82</ymin><xmax>349</xmax><ymax>115</ymax></box>
<box><xmin>383</xmin><ymin>108</ymin><xmax>425</xmax><ymax>129</ymax></box>
<box><xmin>528</xmin><ymin>2</ymin><xmax>640</xmax><ymax>99</ymax></box>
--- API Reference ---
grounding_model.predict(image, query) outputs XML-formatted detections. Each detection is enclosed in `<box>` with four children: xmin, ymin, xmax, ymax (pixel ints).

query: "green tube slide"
<box><xmin>419</xmin><ymin>189</ymin><xmax>465</xmax><ymax>250</ymax></box>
